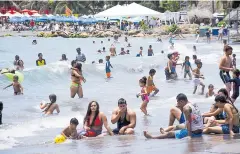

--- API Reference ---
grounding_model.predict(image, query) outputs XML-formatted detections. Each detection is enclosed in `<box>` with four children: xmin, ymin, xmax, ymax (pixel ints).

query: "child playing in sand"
<box><xmin>61</xmin><ymin>118</ymin><xmax>84</xmax><ymax>140</ymax></box>
<box><xmin>205</xmin><ymin>84</ymin><xmax>216</xmax><ymax>98</ymax></box>
<box><xmin>4</xmin><ymin>75</ymin><xmax>23</xmax><ymax>95</ymax></box>
<box><xmin>147</xmin><ymin>69</ymin><xmax>159</xmax><ymax>97</ymax></box>
<box><xmin>137</xmin><ymin>77</ymin><xmax>149</xmax><ymax>115</ymax></box>
<box><xmin>192</xmin><ymin>62</ymin><xmax>205</xmax><ymax>95</ymax></box>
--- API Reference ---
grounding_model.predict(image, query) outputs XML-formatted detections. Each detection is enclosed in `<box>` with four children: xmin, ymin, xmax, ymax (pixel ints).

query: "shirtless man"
<box><xmin>40</xmin><ymin>94</ymin><xmax>60</xmax><ymax>115</ymax></box>
<box><xmin>144</xmin><ymin>93</ymin><xmax>204</xmax><ymax>139</ymax></box>
<box><xmin>219</xmin><ymin>46</ymin><xmax>234</xmax><ymax>95</ymax></box>
<box><xmin>110</xmin><ymin>44</ymin><xmax>117</xmax><ymax>56</ymax></box>
<box><xmin>111</xmin><ymin>98</ymin><xmax>136</xmax><ymax>135</ymax></box>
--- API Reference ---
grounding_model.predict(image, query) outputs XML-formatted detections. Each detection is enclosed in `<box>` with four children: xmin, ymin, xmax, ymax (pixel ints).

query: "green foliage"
<box><xmin>217</xmin><ymin>20</ymin><xmax>226</xmax><ymax>27</ymax></box>
<box><xmin>141</xmin><ymin>23</ymin><xmax>149</xmax><ymax>31</ymax></box>
<box><xmin>168</xmin><ymin>24</ymin><xmax>178</xmax><ymax>33</ymax></box>
<box><xmin>160</xmin><ymin>0</ymin><xmax>180</xmax><ymax>12</ymax></box>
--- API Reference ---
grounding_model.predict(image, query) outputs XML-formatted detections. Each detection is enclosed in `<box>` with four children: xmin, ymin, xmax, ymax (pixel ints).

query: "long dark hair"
<box><xmin>215</xmin><ymin>95</ymin><xmax>239</xmax><ymax>112</ymax></box>
<box><xmin>43</xmin><ymin>94</ymin><xmax>56</xmax><ymax>112</ymax></box>
<box><xmin>75</xmin><ymin>62</ymin><xmax>82</xmax><ymax>72</ymax></box>
<box><xmin>84</xmin><ymin>101</ymin><xmax>100</xmax><ymax>127</ymax></box>
<box><xmin>218</xmin><ymin>88</ymin><xmax>233</xmax><ymax>104</ymax></box>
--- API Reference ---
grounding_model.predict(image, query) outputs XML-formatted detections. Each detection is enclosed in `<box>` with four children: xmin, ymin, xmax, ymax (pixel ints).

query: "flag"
<box><xmin>65</xmin><ymin>6</ymin><xmax>72</xmax><ymax>16</ymax></box>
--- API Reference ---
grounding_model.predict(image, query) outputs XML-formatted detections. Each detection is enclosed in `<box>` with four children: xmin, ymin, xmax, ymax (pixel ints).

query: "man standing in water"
<box><xmin>143</xmin><ymin>93</ymin><xmax>203</xmax><ymax>139</ymax></box>
<box><xmin>111</xmin><ymin>98</ymin><xmax>136</xmax><ymax>135</ymax></box>
<box><xmin>76</xmin><ymin>48</ymin><xmax>86</xmax><ymax>63</ymax></box>
<box><xmin>219</xmin><ymin>46</ymin><xmax>234</xmax><ymax>95</ymax></box>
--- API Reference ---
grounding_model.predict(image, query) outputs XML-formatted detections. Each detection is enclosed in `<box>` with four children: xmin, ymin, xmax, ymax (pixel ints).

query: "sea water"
<box><xmin>0</xmin><ymin>36</ymin><xmax>240</xmax><ymax>154</ymax></box>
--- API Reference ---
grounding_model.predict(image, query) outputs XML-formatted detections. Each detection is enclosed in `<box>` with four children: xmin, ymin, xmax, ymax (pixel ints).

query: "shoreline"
<box><xmin>0</xmin><ymin>30</ymin><xmax>196</xmax><ymax>39</ymax></box>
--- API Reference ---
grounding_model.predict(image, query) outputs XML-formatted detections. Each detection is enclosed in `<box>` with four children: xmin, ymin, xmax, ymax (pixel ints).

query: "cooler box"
<box><xmin>223</xmin><ymin>28</ymin><xmax>228</xmax><ymax>36</ymax></box>
<box><xmin>199</xmin><ymin>28</ymin><xmax>208</xmax><ymax>37</ymax></box>
<box><xmin>212</xmin><ymin>28</ymin><xmax>219</xmax><ymax>36</ymax></box>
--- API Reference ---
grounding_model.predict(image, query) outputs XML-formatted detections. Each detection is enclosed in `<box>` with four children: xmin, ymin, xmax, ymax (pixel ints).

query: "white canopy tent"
<box><xmin>94</xmin><ymin>5</ymin><xmax>127</xmax><ymax>18</ymax></box>
<box><xmin>123</xmin><ymin>3</ymin><xmax>163</xmax><ymax>17</ymax></box>
<box><xmin>95</xmin><ymin>3</ymin><xmax>162</xmax><ymax>18</ymax></box>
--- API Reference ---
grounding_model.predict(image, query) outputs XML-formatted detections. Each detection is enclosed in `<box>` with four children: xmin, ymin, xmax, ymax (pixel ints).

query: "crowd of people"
<box><xmin>0</xmin><ymin>34</ymin><xmax>240</xmax><ymax>142</ymax></box>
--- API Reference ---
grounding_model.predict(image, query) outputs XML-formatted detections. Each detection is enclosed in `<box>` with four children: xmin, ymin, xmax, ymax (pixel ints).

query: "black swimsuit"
<box><xmin>219</xmin><ymin>70</ymin><xmax>231</xmax><ymax>84</ymax></box>
<box><xmin>112</xmin><ymin>111</ymin><xmax>130</xmax><ymax>134</ymax></box>
<box><xmin>229</xmin><ymin>77</ymin><xmax>240</xmax><ymax>99</ymax></box>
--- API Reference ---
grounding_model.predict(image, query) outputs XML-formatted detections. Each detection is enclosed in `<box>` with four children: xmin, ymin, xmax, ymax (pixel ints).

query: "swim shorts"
<box><xmin>219</xmin><ymin>70</ymin><xmax>231</xmax><ymax>84</ymax></box>
<box><xmin>175</xmin><ymin>129</ymin><xmax>202</xmax><ymax>139</ymax></box>
<box><xmin>147</xmin><ymin>85</ymin><xmax>156</xmax><ymax>94</ymax></box>
<box><xmin>179</xmin><ymin>112</ymin><xmax>185</xmax><ymax>124</ymax></box>
<box><xmin>221</xmin><ymin>124</ymin><xmax>240</xmax><ymax>134</ymax></box>
<box><xmin>193</xmin><ymin>78</ymin><xmax>200</xmax><ymax>87</ymax></box>
<box><xmin>106</xmin><ymin>72</ymin><xmax>111</xmax><ymax>78</ymax></box>
<box><xmin>231</xmin><ymin>93</ymin><xmax>239</xmax><ymax>100</ymax></box>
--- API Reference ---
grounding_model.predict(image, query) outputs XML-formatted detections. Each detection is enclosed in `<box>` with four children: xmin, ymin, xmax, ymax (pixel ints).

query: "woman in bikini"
<box><xmin>79</xmin><ymin>101</ymin><xmax>113</xmax><ymax>137</ymax></box>
<box><xmin>70</xmin><ymin>62</ymin><xmax>86</xmax><ymax>98</ymax></box>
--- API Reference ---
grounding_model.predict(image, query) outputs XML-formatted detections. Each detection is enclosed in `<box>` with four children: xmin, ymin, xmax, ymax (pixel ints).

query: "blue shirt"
<box><xmin>106</xmin><ymin>61</ymin><xmax>111</xmax><ymax>73</ymax></box>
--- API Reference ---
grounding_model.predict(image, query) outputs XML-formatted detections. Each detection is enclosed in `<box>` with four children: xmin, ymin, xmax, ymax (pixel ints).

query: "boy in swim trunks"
<box><xmin>3</xmin><ymin>75</ymin><xmax>23</xmax><ymax>95</ymax></box>
<box><xmin>62</xmin><ymin>118</ymin><xmax>84</xmax><ymax>140</ymax></box>
<box><xmin>219</xmin><ymin>46</ymin><xmax>234</xmax><ymax>95</ymax></box>
<box><xmin>105</xmin><ymin>56</ymin><xmax>113</xmax><ymax>78</ymax></box>
<box><xmin>147</xmin><ymin>69</ymin><xmax>159</xmax><ymax>97</ymax></box>
<box><xmin>192</xmin><ymin>62</ymin><xmax>205</xmax><ymax>95</ymax></box>
<box><xmin>182</xmin><ymin>56</ymin><xmax>192</xmax><ymax>80</ymax></box>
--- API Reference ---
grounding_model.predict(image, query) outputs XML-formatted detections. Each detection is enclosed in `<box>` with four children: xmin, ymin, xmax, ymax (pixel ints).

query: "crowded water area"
<box><xmin>0</xmin><ymin>34</ymin><xmax>240</xmax><ymax>153</ymax></box>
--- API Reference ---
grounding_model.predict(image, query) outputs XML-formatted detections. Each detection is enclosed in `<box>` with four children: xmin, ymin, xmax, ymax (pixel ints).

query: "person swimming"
<box><xmin>40</xmin><ymin>94</ymin><xmax>60</xmax><ymax>115</ymax></box>
<box><xmin>32</xmin><ymin>40</ymin><xmax>37</xmax><ymax>45</ymax></box>
<box><xmin>148</xmin><ymin>45</ymin><xmax>154</xmax><ymax>56</ymax></box>
<box><xmin>98</xmin><ymin>59</ymin><xmax>103</xmax><ymax>64</ymax></box>
<box><xmin>60</xmin><ymin>54</ymin><xmax>68</xmax><ymax>61</ymax></box>
<box><xmin>36</xmin><ymin>53</ymin><xmax>46</xmax><ymax>66</ymax></box>
<box><xmin>136</xmin><ymin>47</ymin><xmax>143</xmax><ymax>57</ymax></box>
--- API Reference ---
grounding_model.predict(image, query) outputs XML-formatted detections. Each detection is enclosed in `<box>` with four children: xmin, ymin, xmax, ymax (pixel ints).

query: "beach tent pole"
<box><xmin>228</xmin><ymin>9</ymin><xmax>230</xmax><ymax>43</ymax></box>
<box><xmin>120</xmin><ymin>17</ymin><xmax>122</xmax><ymax>30</ymax></box>
<box><xmin>237</xmin><ymin>9</ymin><xmax>239</xmax><ymax>34</ymax></box>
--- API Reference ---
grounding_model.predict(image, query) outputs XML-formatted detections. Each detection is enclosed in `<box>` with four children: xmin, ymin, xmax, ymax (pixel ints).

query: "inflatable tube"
<box><xmin>54</xmin><ymin>134</ymin><xmax>66</xmax><ymax>144</ymax></box>
<box><xmin>1</xmin><ymin>69</ymin><xmax>24</xmax><ymax>83</ymax></box>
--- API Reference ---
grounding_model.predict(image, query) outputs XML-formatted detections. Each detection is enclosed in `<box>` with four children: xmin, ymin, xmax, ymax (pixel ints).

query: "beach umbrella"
<box><xmin>7</xmin><ymin>10</ymin><xmax>17</xmax><ymax>14</ymax></box>
<box><xmin>81</xmin><ymin>18</ymin><xmax>97</xmax><ymax>24</ymax></box>
<box><xmin>30</xmin><ymin>10</ymin><xmax>38</xmax><ymax>14</ymax></box>
<box><xmin>9</xmin><ymin>17</ymin><xmax>23</xmax><ymax>23</ymax></box>
<box><xmin>22</xmin><ymin>9</ymin><xmax>30</xmax><ymax>13</ymax></box>
<box><xmin>31</xmin><ymin>13</ymin><xmax>41</xmax><ymax>17</ymax></box>
<box><xmin>11</xmin><ymin>12</ymin><xmax>23</xmax><ymax>17</ymax></box>
<box><xmin>96</xmin><ymin>17</ymin><xmax>107</xmax><ymax>22</ymax></box>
